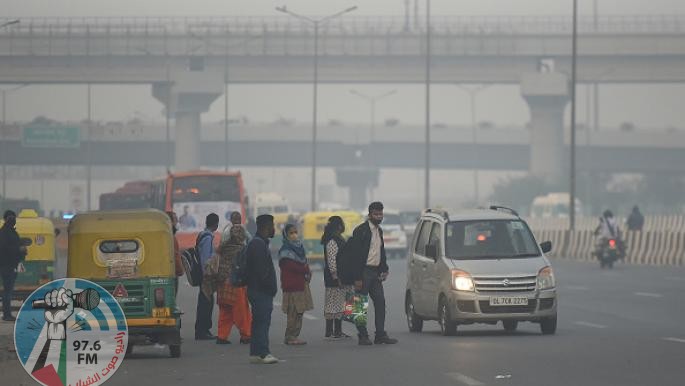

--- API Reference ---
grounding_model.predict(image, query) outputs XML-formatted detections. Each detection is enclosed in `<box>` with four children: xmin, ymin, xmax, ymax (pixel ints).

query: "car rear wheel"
<box><xmin>438</xmin><ymin>298</ymin><xmax>457</xmax><ymax>336</ymax></box>
<box><xmin>503</xmin><ymin>320</ymin><xmax>518</xmax><ymax>332</ymax></box>
<box><xmin>540</xmin><ymin>315</ymin><xmax>557</xmax><ymax>335</ymax></box>
<box><xmin>405</xmin><ymin>293</ymin><xmax>423</xmax><ymax>333</ymax></box>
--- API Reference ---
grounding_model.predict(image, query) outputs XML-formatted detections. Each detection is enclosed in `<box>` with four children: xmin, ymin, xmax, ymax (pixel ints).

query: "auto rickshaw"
<box><xmin>301</xmin><ymin>210</ymin><xmax>364</xmax><ymax>268</ymax></box>
<box><xmin>67</xmin><ymin>209</ymin><xmax>181</xmax><ymax>358</ymax></box>
<box><xmin>0</xmin><ymin>209</ymin><xmax>56</xmax><ymax>300</ymax></box>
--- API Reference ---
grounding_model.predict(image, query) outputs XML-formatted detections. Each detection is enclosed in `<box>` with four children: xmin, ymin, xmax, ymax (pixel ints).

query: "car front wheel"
<box><xmin>540</xmin><ymin>315</ymin><xmax>557</xmax><ymax>335</ymax></box>
<box><xmin>438</xmin><ymin>298</ymin><xmax>457</xmax><ymax>336</ymax></box>
<box><xmin>406</xmin><ymin>293</ymin><xmax>423</xmax><ymax>333</ymax></box>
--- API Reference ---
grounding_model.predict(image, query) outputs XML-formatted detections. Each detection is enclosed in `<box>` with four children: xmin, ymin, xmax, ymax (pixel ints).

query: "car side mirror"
<box><xmin>54</xmin><ymin>228</ymin><xmax>61</xmax><ymax>237</ymax></box>
<box><xmin>425</xmin><ymin>244</ymin><xmax>438</xmax><ymax>260</ymax></box>
<box><xmin>540</xmin><ymin>241</ymin><xmax>552</xmax><ymax>254</ymax></box>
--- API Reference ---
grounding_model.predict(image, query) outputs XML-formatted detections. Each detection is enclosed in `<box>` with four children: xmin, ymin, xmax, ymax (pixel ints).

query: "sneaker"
<box><xmin>260</xmin><ymin>354</ymin><xmax>279</xmax><ymax>364</ymax></box>
<box><xmin>249</xmin><ymin>356</ymin><xmax>262</xmax><ymax>364</ymax></box>
<box><xmin>215</xmin><ymin>338</ymin><xmax>231</xmax><ymax>345</ymax></box>
<box><xmin>2</xmin><ymin>315</ymin><xmax>16</xmax><ymax>322</ymax></box>
<box><xmin>374</xmin><ymin>334</ymin><xmax>398</xmax><ymax>345</ymax></box>
<box><xmin>195</xmin><ymin>333</ymin><xmax>215</xmax><ymax>341</ymax></box>
<box><xmin>285</xmin><ymin>339</ymin><xmax>307</xmax><ymax>346</ymax></box>
<box><xmin>358</xmin><ymin>335</ymin><xmax>373</xmax><ymax>346</ymax></box>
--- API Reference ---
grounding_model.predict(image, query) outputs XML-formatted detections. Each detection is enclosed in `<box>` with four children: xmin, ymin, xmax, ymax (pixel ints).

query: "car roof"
<box><xmin>422</xmin><ymin>209</ymin><xmax>520</xmax><ymax>222</ymax></box>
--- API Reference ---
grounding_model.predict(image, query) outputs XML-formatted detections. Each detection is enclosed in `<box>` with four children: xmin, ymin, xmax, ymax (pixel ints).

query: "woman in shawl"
<box><xmin>321</xmin><ymin>216</ymin><xmax>353</xmax><ymax>339</ymax></box>
<box><xmin>279</xmin><ymin>223</ymin><xmax>314</xmax><ymax>345</ymax></box>
<box><xmin>204</xmin><ymin>225</ymin><xmax>252</xmax><ymax>345</ymax></box>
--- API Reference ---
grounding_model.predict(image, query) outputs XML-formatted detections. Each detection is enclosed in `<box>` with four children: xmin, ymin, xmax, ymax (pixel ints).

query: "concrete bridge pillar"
<box><xmin>521</xmin><ymin>73</ymin><xmax>570</xmax><ymax>185</ymax></box>
<box><xmin>336</xmin><ymin>167</ymin><xmax>380</xmax><ymax>211</ymax></box>
<box><xmin>153</xmin><ymin>67</ymin><xmax>223</xmax><ymax>171</ymax></box>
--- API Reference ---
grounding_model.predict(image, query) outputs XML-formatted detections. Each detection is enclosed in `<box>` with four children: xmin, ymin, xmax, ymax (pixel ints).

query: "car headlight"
<box><xmin>537</xmin><ymin>266</ymin><xmax>556</xmax><ymax>290</ymax></box>
<box><xmin>451</xmin><ymin>269</ymin><xmax>475</xmax><ymax>292</ymax></box>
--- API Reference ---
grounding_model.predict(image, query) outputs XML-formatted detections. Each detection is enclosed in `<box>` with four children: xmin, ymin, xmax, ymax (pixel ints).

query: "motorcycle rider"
<box><xmin>594</xmin><ymin>210</ymin><xmax>624</xmax><ymax>259</ymax></box>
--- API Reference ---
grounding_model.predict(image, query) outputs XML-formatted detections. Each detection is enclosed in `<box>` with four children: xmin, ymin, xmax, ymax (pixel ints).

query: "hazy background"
<box><xmin>2</xmin><ymin>0</ymin><xmax>685</xmax><ymax>213</ymax></box>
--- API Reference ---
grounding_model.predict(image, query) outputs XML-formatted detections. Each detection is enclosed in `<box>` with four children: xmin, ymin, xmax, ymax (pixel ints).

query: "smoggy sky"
<box><xmin>2</xmin><ymin>0</ymin><xmax>685</xmax><ymax>130</ymax></box>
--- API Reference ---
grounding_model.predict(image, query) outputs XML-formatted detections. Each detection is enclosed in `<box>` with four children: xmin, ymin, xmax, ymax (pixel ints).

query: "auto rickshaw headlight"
<box><xmin>154</xmin><ymin>287</ymin><xmax>166</xmax><ymax>307</ymax></box>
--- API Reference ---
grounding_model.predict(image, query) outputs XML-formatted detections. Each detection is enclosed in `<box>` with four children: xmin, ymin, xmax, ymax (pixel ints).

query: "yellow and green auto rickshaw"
<box><xmin>67</xmin><ymin>209</ymin><xmax>182</xmax><ymax>358</ymax></box>
<box><xmin>0</xmin><ymin>209</ymin><xmax>56</xmax><ymax>299</ymax></box>
<box><xmin>301</xmin><ymin>210</ymin><xmax>364</xmax><ymax>268</ymax></box>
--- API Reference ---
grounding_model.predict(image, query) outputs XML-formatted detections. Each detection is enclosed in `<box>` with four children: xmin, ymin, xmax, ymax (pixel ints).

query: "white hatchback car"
<box><xmin>382</xmin><ymin>210</ymin><xmax>408</xmax><ymax>259</ymax></box>
<box><xmin>405</xmin><ymin>206</ymin><xmax>557</xmax><ymax>336</ymax></box>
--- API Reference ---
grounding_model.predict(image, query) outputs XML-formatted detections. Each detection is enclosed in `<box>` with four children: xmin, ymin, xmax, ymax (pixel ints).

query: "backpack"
<box><xmin>181</xmin><ymin>231</ymin><xmax>212</xmax><ymax>287</ymax></box>
<box><xmin>230</xmin><ymin>243</ymin><xmax>250</xmax><ymax>288</ymax></box>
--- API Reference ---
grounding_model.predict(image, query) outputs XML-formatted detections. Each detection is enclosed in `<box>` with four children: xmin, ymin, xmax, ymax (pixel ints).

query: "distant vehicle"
<box><xmin>99</xmin><ymin>171</ymin><xmax>248</xmax><ymax>250</ymax></box>
<box><xmin>530</xmin><ymin>192</ymin><xmax>582</xmax><ymax>219</ymax></box>
<box><xmin>382</xmin><ymin>210</ymin><xmax>408</xmax><ymax>259</ymax></box>
<box><xmin>0</xmin><ymin>197</ymin><xmax>41</xmax><ymax>215</ymax></box>
<box><xmin>400</xmin><ymin>210</ymin><xmax>422</xmax><ymax>237</ymax></box>
<box><xmin>252</xmin><ymin>192</ymin><xmax>296</xmax><ymax>251</ymax></box>
<box><xmin>405</xmin><ymin>206</ymin><xmax>557</xmax><ymax>336</ymax></box>
<box><xmin>152</xmin><ymin>171</ymin><xmax>247</xmax><ymax>249</ymax></box>
<box><xmin>301</xmin><ymin>210</ymin><xmax>364</xmax><ymax>268</ymax></box>
<box><xmin>99</xmin><ymin>180</ymin><xmax>153</xmax><ymax>210</ymax></box>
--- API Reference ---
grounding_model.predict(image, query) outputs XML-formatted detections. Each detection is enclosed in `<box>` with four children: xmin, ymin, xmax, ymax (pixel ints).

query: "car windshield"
<box><xmin>445</xmin><ymin>220</ymin><xmax>540</xmax><ymax>259</ymax></box>
<box><xmin>400</xmin><ymin>212</ymin><xmax>420</xmax><ymax>225</ymax></box>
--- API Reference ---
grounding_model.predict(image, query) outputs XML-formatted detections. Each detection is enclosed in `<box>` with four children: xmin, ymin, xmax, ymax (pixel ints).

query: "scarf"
<box><xmin>278</xmin><ymin>228</ymin><xmax>307</xmax><ymax>264</ymax></box>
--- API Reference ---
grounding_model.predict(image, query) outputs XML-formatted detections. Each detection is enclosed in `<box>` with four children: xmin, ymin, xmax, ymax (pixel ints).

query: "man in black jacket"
<box><xmin>343</xmin><ymin>202</ymin><xmax>398</xmax><ymax>346</ymax></box>
<box><xmin>246</xmin><ymin>214</ymin><xmax>279</xmax><ymax>364</ymax></box>
<box><xmin>0</xmin><ymin>210</ymin><xmax>25</xmax><ymax>321</ymax></box>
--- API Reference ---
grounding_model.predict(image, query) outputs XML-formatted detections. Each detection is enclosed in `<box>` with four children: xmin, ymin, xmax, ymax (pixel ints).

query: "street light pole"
<box><xmin>456</xmin><ymin>84</ymin><xmax>489</xmax><ymax>206</ymax></box>
<box><xmin>570</xmin><ymin>0</ymin><xmax>578</xmax><ymax>231</ymax></box>
<box><xmin>349</xmin><ymin>89</ymin><xmax>397</xmax><ymax>144</ymax></box>
<box><xmin>275</xmin><ymin>5</ymin><xmax>358</xmax><ymax>211</ymax></box>
<box><xmin>1</xmin><ymin>84</ymin><xmax>27</xmax><ymax>209</ymax></box>
<box><xmin>86</xmin><ymin>84</ymin><xmax>92</xmax><ymax>211</ymax></box>
<box><xmin>424</xmin><ymin>0</ymin><xmax>431</xmax><ymax>209</ymax></box>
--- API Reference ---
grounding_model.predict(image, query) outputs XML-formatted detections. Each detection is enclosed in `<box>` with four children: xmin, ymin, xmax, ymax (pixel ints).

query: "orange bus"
<box><xmin>149</xmin><ymin>171</ymin><xmax>247</xmax><ymax>249</ymax></box>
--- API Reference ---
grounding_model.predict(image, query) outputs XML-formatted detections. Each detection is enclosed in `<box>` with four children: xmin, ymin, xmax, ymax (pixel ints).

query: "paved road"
<box><xmin>2</xmin><ymin>257</ymin><xmax>684</xmax><ymax>386</ymax></box>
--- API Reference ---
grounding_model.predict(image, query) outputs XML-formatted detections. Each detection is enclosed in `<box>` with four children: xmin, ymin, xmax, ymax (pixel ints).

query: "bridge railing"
<box><xmin>2</xmin><ymin>14</ymin><xmax>685</xmax><ymax>36</ymax></box>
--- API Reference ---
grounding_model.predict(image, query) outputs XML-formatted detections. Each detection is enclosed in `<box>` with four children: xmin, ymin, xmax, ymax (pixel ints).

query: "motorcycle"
<box><xmin>597</xmin><ymin>238</ymin><xmax>622</xmax><ymax>269</ymax></box>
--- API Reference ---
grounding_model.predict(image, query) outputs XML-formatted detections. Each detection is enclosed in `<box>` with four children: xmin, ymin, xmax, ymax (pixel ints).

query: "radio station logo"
<box><xmin>14</xmin><ymin>279</ymin><xmax>128</xmax><ymax>386</ymax></box>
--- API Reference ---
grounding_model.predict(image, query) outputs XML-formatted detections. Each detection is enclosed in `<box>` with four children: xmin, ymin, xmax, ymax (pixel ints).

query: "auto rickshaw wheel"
<box><xmin>169</xmin><ymin>344</ymin><xmax>181</xmax><ymax>358</ymax></box>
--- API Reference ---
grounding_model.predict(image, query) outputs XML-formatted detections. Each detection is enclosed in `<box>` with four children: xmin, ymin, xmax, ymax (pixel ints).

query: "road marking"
<box><xmin>574</xmin><ymin>321</ymin><xmax>607</xmax><ymax>329</ymax></box>
<box><xmin>303</xmin><ymin>313</ymin><xmax>318</xmax><ymax>320</ymax></box>
<box><xmin>663</xmin><ymin>337</ymin><xmax>685</xmax><ymax>344</ymax></box>
<box><xmin>634</xmin><ymin>292</ymin><xmax>663</xmax><ymax>298</ymax></box>
<box><xmin>446</xmin><ymin>372</ymin><xmax>485</xmax><ymax>386</ymax></box>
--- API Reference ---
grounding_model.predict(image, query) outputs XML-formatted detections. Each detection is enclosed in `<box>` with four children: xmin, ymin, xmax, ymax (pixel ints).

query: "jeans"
<box><xmin>195</xmin><ymin>276</ymin><xmax>214</xmax><ymax>336</ymax></box>
<box><xmin>356</xmin><ymin>266</ymin><xmax>386</xmax><ymax>338</ymax></box>
<box><xmin>1</xmin><ymin>267</ymin><xmax>17</xmax><ymax>318</ymax></box>
<box><xmin>248</xmin><ymin>289</ymin><xmax>273</xmax><ymax>357</ymax></box>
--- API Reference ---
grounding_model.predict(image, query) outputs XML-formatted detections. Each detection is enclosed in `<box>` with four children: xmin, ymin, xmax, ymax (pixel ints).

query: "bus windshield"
<box><xmin>172</xmin><ymin>175</ymin><xmax>241</xmax><ymax>203</ymax></box>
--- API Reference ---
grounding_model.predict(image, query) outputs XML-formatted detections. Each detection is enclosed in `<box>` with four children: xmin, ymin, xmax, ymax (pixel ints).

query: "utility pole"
<box><xmin>570</xmin><ymin>0</ymin><xmax>578</xmax><ymax>230</ymax></box>
<box><xmin>424</xmin><ymin>0</ymin><xmax>431</xmax><ymax>209</ymax></box>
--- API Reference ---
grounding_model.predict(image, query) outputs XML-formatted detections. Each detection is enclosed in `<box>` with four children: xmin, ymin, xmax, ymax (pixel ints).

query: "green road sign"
<box><xmin>22</xmin><ymin>126</ymin><xmax>81</xmax><ymax>148</ymax></box>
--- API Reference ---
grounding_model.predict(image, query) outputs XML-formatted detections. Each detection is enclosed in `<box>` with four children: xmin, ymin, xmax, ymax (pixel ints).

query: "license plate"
<box><xmin>152</xmin><ymin>308</ymin><xmax>171</xmax><ymax>318</ymax></box>
<box><xmin>489</xmin><ymin>297</ymin><xmax>528</xmax><ymax>306</ymax></box>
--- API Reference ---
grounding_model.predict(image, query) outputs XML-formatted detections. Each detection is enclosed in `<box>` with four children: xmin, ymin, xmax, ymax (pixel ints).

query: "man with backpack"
<box><xmin>246</xmin><ymin>214</ymin><xmax>279</xmax><ymax>364</ymax></box>
<box><xmin>195</xmin><ymin>213</ymin><xmax>219</xmax><ymax>340</ymax></box>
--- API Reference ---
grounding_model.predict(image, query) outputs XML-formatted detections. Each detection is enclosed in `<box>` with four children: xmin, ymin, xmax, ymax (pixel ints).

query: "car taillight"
<box><xmin>609</xmin><ymin>239</ymin><xmax>617</xmax><ymax>248</ymax></box>
<box><xmin>154</xmin><ymin>288</ymin><xmax>165</xmax><ymax>307</ymax></box>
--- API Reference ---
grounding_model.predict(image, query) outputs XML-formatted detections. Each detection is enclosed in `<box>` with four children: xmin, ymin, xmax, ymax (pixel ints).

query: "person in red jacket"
<box><xmin>278</xmin><ymin>224</ymin><xmax>313</xmax><ymax>345</ymax></box>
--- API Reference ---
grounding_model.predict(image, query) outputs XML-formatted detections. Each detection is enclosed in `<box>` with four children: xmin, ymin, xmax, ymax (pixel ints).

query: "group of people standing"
<box><xmin>176</xmin><ymin>201</ymin><xmax>398</xmax><ymax>365</ymax></box>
